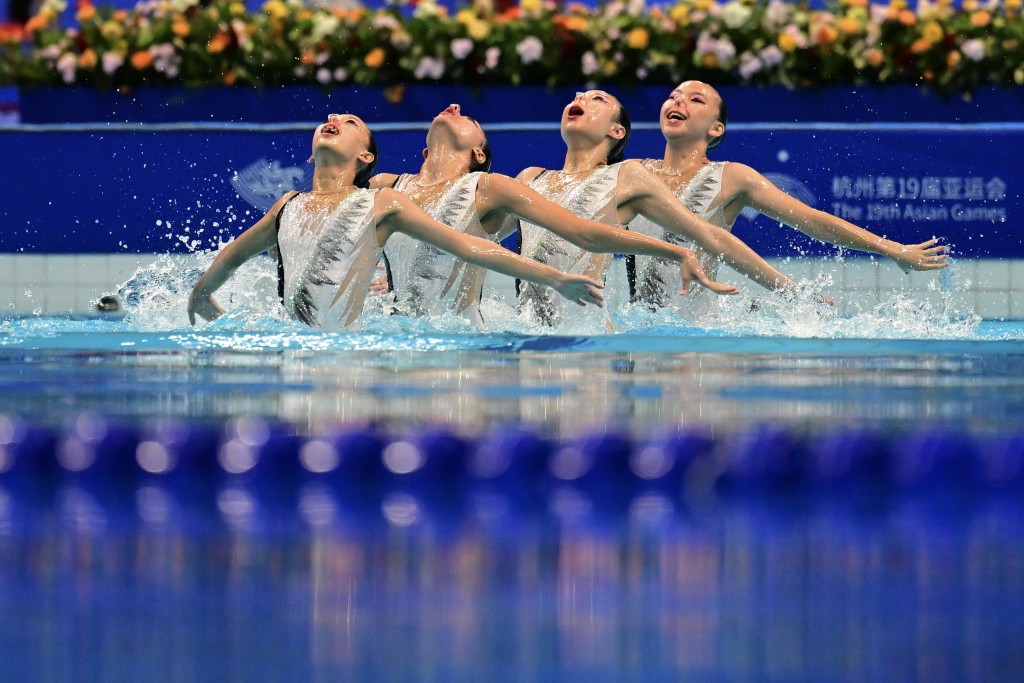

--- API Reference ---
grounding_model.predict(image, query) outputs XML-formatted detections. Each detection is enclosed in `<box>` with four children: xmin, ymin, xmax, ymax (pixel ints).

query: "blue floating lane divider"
<box><xmin>3</xmin><ymin>414</ymin><xmax>1024</xmax><ymax>517</ymax></box>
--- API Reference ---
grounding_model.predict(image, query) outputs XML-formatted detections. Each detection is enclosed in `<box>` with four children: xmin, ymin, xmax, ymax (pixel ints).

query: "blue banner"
<box><xmin>0</xmin><ymin>121</ymin><xmax>1019</xmax><ymax>258</ymax></box>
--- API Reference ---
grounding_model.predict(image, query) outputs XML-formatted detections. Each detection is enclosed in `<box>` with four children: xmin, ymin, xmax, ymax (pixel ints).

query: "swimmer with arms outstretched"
<box><xmin>629</xmin><ymin>80</ymin><xmax>947</xmax><ymax>317</ymax></box>
<box><xmin>188</xmin><ymin>114</ymin><xmax>603</xmax><ymax>329</ymax></box>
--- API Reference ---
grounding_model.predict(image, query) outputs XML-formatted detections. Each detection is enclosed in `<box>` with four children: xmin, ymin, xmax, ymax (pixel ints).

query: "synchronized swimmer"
<box><xmin>188</xmin><ymin>83</ymin><xmax>947</xmax><ymax>332</ymax></box>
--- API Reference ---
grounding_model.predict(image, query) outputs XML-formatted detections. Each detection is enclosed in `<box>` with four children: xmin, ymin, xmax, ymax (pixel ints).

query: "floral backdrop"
<box><xmin>1</xmin><ymin>0</ymin><xmax>1021</xmax><ymax>96</ymax></box>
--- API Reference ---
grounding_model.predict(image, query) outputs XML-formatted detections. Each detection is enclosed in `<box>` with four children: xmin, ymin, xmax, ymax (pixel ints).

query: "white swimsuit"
<box><xmin>629</xmin><ymin>161</ymin><xmax>730</xmax><ymax>322</ymax></box>
<box><xmin>518</xmin><ymin>164</ymin><xmax>621</xmax><ymax>328</ymax></box>
<box><xmin>275</xmin><ymin>189</ymin><xmax>381</xmax><ymax>331</ymax></box>
<box><xmin>386</xmin><ymin>172</ymin><xmax>492</xmax><ymax>327</ymax></box>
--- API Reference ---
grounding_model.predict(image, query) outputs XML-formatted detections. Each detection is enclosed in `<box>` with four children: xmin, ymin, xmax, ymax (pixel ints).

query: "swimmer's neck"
<box><xmin>418</xmin><ymin>143</ymin><xmax>472</xmax><ymax>184</ymax></box>
<box><xmin>311</xmin><ymin>162</ymin><xmax>358</xmax><ymax>193</ymax></box>
<box><xmin>560</xmin><ymin>143</ymin><xmax>611</xmax><ymax>175</ymax></box>
<box><xmin>661</xmin><ymin>139</ymin><xmax>711</xmax><ymax>173</ymax></box>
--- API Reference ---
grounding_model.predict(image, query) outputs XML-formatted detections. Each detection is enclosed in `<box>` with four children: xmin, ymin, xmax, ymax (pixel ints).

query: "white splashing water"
<box><xmin>110</xmin><ymin>251</ymin><xmax>985</xmax><ymax>340</ymax></box>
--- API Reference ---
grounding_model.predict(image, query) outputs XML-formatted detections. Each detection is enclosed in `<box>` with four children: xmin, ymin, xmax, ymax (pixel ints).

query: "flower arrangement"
<box><xmin>2</xmin><ymin>0</ymin><xmax>1022</xmax><ymax>96</ymax></box>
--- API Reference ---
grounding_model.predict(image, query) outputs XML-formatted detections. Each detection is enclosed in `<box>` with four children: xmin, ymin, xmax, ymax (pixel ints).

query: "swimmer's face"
<box><xmin>427</xmin><ymin>103</ymin><xmax>487</xmax><ymax>150</ymax></box>
<box><xmin>561</xmin><ymin>90</ymin><xmax>622</xmax><ymax>135</ymax></box>
<box><xmin>312</xmin><ymin>113</ymin><xmax>373</xmax><ymax>157</ymax></box>
<box><xmin>661</xmin><ymin>81</ymin><xmax>724</xmax><ymax>144</ymax></box>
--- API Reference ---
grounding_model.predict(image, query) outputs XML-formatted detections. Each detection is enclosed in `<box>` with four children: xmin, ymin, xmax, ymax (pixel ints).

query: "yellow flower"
<box><xmin>297</xmin><ymin>9</ymin><xmax>312</xmax><ymax>21</ymax></box>
<box><xmin>946</xmin><ymin>50</ymin><xmax>961</xmax><ymax>67</ymax></box>
<box><xmin>601</xmin><ymin>59</ymin><xmax>618</xmax><ymax>76</ymax></box>
<box><xmin>778</xmin><ymin>32</ymin><xmax>797</xmax><ymax>52</ymax></box>
<box><xmin>100</xmin><ymin>20</ymin><xmax>124</xmax><ymax>41</ymax></box>
<box><xmin>455</xmin><ymin>8</ymin><xmax>475</xmax><ymax>24</ymax></box>
<box><xmin>1006</xmin><ymin>0</ymin><xmax>1022</xmax><ymax>11</ymax></box>
<box><xmin>263</xmin><ymin>0</ymin><xmax>288</xmax><ymax>20</ymax></box>
<box><xmin>669</xmin><ymin>4</ymin><xmax>689</xmax><ymax>22</ymax></box>
<box><xmin>520</xmin><ymin>0</ymin><xmax>541</xmax><ymax>14</ymax></box>
<box><xmin>866</xmin><ymin>48</ymin><xmax>883</xmax><ymax>66</ymax></box>
<box><xmin>897</xmin><ymin>9</ymin><xmax>916</xmax><ymax>24</ymax></box>
<box><xmin>364</xmin><ymin>47</ymin><xmax>386</xmax><ymax>69</ymax></box>
<box><xmin>837</xmin><ymin>16</ymin><xmax>861</xmax><ymax>32</ymax></box>
<box><xmin>922</xmin><ymin>20</ymin><xmax>942</xmax><ymax>42</ymax></box>
<box><xmin>693</xmin><ymin>0</ymin><xmax>714</xmax><ymax>10</ymax></box>
<box><xmin>962</xmin><ymin>0</ymin><xmax>979</xmax><ymax>9</ymax></box>
<box><xmin>626</xmin><ymin>27</ymin><xmax>650</xmax><ymax>49</ymax></box>
<box><xmin>700</xmin><ymin>53</ymin><xmax>718</xmax><ymax>68</ymax></box>
<box><xmin>78</xmin><ymin>48</ymin><xmax>97</xmax><ymax>69</ymax></box>
<box><xmin>229</xmin><ymin>2</ymin><xmax>245</xmax><ymax>15</ymax></box>
<box><xmin>467</xmin><ymin>19</ymin><xmax>491</xmax><ymax>40</ymax></box>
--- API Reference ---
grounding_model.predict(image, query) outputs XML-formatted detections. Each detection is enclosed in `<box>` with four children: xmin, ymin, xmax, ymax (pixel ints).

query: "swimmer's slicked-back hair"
<box><xmin>608</xmin><ymin>99</ymin><xmax>632</xmax><ymax>165</ymax></box>
<box><xmin>466</xmin><ymin>116</ymin><xmax>493</xmax><ymax>172</ymax></box>
<box><xmin>354</xmin><ymin>128</ymin><xmax>379</xmax><ymax>189</ymax></box>
<box><xmin>709</xmin><ymin>93</ymin><xmax>728</xmax><ymax>151</ymax></box>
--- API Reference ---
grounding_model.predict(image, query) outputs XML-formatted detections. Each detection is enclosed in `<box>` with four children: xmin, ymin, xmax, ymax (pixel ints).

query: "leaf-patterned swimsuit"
<box><xmin>385</xmin><ymin>172</ymin><xmax>492</xmax><ymax>328</ymax></box>
<box><xmin>518</xmin><ymin>164</ymin><xmax>621</xmax><ymax>329</ymax></box>
<box><xmin>629</xmin><ymin>160</ymin><xmax>730</xmax><ymax>323</ymax></box>
<box><xmin>275</xmin><ymin>189</ymin><xmax>381</xmax><ymax>331</ymax></box>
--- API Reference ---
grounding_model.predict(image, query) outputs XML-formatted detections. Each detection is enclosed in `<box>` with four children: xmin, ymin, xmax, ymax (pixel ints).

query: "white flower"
<box><xmin>414</xmin><ymin>56</ymin><xmax>445</xmax><ymax>80</ymax></box>
<box><xmin>333</xmin><ymin>67</ymin><xmax>349</xmax><ymax>81</ymax></box>
<box><xmin>485</xmin><ymin>46</ymin><xmax>501</xmax><ymax>69</ymax></box>
<box><xmin>316</xmin><ymin>67</ymin><xmax>331</xmax><ymax>84</ymax></box>
<box><xmin>101</xmin><ymin>52</ymin><xmax>124</xmax><ymax>75</ymax></box>
<box><xmin>40</xmin><ymin>0</ymin><xmax>67</xmax><ymax>14</ymax></box>
<box><xmin>961</xmin><ymin>38</ymin><xmax>985</xmax><ymax>62</ymax></box>
<box><xmin>451</xmin><ymin>38</ymin><xmax>474</xmax><ymax>60</ymax></box>
<box><xmin>516</xmin><ymin>36</ymin><xmax>544</xmax><ymax>64</ymax></box>
<box><xmin>56</xmin><ymin>53</ymin><xmax>77</xmax><ymax>84</ymax></box>
<box><xmin>168</xmin><ymin>0</ymin><xmax>199</xmax><ymax>13</ymax></box>
<box><xmin>414</xmin><ymin>0</ymin><xmax>443</xmax><ymax>18</ymax></box>
<box><xmin>626</xmin><ymin>0</ymin><xmax>646</xmax><ymax>16</ymax></box>
<box><xmin>310</xmin><ymin>14</ymin><xmax>340</xmax><ymax>42</ymax></box>
<box><xmin>764</xmin><ymin>0</ymin><xmax>792</xmax><ymax>26</ymax></box>
<box><xmin>721</xmin><ymin>1</ymin><xmax>753</xmax><ymax>28</ymax></box>
<box><xmin>581</xmin><ymin>51</ymin><xmax>599</xmax><ymax>76</ymax></box>
<box><xmin>294</xmin><ymin>66</ymin><xmax>307</xmax><ymax>77</ymax></box>
<box><xmin>372</xmin><ymin>13</ymin><xmax>401</xmax><ymax>31</ymax></box>
<box><xmin>40</xmin><ymin>45</ymin><xmax>62</xmax><ymax>61</ymax></box>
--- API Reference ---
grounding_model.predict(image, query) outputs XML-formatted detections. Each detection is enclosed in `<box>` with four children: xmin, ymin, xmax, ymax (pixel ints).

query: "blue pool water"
<box><xmin>4</xmin><ymin>281</ymin><xmax>1024</xmax><ymax>680</ymax></box>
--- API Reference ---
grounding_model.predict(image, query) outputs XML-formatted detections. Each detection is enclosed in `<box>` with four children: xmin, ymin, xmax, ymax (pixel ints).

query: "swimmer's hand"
<box><xmin>187</xmin><ymin>291</ymin><xmax>226</xmax><ymax>325</ymax></box>
<box><xmin>555</xmin><ymin>274</ymin><xmax>605</xmax><ymax>307</ymax></box>
<box><xmin>893</xmin><ymin>238</ymin><xmax>948</xmax><ymax>273</ymax></box>
<box><xmin>369</xmin><ymin>274</ymin><xmax>390</xmax><ymax>295</ymax></box>
<box><xmin>676</xmin><ymin>249</ymin><xmax>740</xmax><ymax>297</ymax></box>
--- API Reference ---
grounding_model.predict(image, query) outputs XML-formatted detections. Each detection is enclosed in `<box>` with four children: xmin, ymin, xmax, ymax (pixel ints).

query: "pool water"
<box><xmin>3</xmin><ymin>257</ymin><xmax>1024</xmax><ymax>680</ymax></box>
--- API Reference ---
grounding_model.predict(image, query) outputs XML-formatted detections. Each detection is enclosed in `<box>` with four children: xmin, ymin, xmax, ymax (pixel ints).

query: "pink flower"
<box><xmin>485</xmin><ymin>46</ymin><xmax>501</xmax><ymax>69</ymax></box>
<box><xmin>738</xmin><ymin>53</ymin><xmax>763</xmax><ymax>78</ymax></box>
<box><xmin>57</xmin><ymin>53</ymin><xmax>77</xmax><ymax>83</ymax></box>
<box><xmin>581</xmin><ymin>51</ymin><xmax>599</xmax><ymax>76</ymax></box>
<box><xmin>101</xmin><ymin>52</ymin><xmax>124</xmax><ymax>75</ymax></box>
<box><xmin>516</xmin><ymin>36</ymin><xmax>544</xmax><ymax>64</ymax></box>
<box><xmin>961</xmin><ymin>38</ymin><xmax>985</xmax><ymax>61</ymax></box>
<box><xmin>415</xmin><ymin>56</ymin><xmax>445</xmax><ymax>80</ymax></box>
<box><xmin>450</xmin><ymin>38</ymin><xmax>474</xmax><ymax>60</ymax></box>
<box><xmin>760</xmin><ymin>45</ymin><xmax>784</xmax><ymax>66</ymax></box>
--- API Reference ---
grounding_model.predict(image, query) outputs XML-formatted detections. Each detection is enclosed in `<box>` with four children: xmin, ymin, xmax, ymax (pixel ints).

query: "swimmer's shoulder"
<box><xmin>369</xmin><ymin>173</ymin><xmax>400</xmax><ymax>190</ymax></box>
<box><xmin>516</xmin><ymin>166</ymin><xmax>547</xmax><ymax>184</ymax></box>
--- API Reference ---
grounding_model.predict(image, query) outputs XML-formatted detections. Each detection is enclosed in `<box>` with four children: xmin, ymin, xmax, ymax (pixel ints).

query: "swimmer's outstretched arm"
<box><xmin>729</xmin><ymin>163</ymin><xmax>948</xmax><ymax>273</ymax></box>
<box><xmin>482</xmin><ymin>173</ymin><xmax>738</xmax><ymax>296</ymax></box>
<box><xmin>187</xmin><ymin>193</ymin><xmax>290</xmax><ymax>324</ymax></box>
<box><xmin>617</xmin><ymin>160</ymin><xmax>797</xmax><ymax>293</ymax></box>
<box><xmin>375</xmin><ymin>188</ymin><xmax>604</xmax><ymax>307</ymax></box>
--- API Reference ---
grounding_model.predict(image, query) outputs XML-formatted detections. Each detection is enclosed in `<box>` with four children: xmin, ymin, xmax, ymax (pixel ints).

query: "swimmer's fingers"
<box><xmin>368</xmin><ymin>274</ymin><xmax>390</xmax><ymax>295</ymax></box>
<box><xmin>558</xmin><ymin>275</ymin><xmax>605</xmax><ymax>307</ymax></box>
<box><xmin>692</xmin><ymin>271</ymin><xmax>740</xmax><ymax>296</ymax></box>
<box><xmin>896</xmin><ymin>239</ymin><xmax>949</xmax><ymax>273</ymax></box>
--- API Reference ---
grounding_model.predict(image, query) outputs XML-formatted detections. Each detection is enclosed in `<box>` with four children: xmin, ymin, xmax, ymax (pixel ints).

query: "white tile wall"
<box><xmin>0</xmin><ymin>254</ymin><xmax>1019</xmax><ymax>319</ymax></box>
